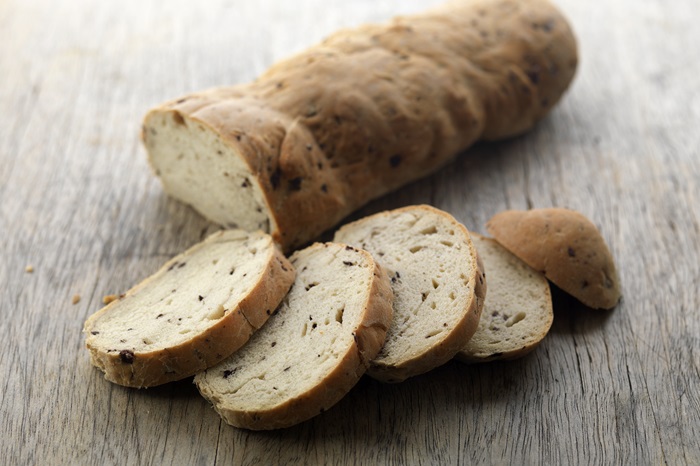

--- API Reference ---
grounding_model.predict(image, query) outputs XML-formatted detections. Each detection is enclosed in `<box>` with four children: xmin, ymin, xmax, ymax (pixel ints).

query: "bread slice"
<box><xmin>486</xmin><ymin>208</ymin><xmax>621</xmax><ymax>310</ymax></box>
<box><xmin>195</xmin><ymin>242</ymin><xmax>393</xmax><ymax>430</ymax></box>
<box><xmin>457</xmin><ymin>234</ymin><xmax>553</xmax><ymax>362</ymax></box>
<box><xmin>334</xmin><ymin>205</ymin><xmax>485</xmax><ymax>383</ymax></box>
<box><xmin>83</xmin><ymin>230</ymin><xmax>295</xmax><ymax>388</ymax></box>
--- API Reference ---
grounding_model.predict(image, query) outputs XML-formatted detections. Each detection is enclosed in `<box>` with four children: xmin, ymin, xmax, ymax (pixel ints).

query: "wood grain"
<box><xmin>1</xmin><ymin>0</ymin><xmax>699</xmax><ymax>464</ymax></box>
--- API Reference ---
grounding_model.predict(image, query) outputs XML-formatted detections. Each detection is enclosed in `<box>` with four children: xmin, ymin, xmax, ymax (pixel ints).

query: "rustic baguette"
<box><xmin>143</xmin><ymin>0</ymin><xmax>577</xmax><ymax>251</ymax></box>
<box><xmin>83</xmin><ymin>230</ymin><xmax>295</xmax><ymax>388</ymax></box>
<box><xmin>195</xmin><ymin>242</ymin><xmax>393</xmax><ymax>430</ymax></box>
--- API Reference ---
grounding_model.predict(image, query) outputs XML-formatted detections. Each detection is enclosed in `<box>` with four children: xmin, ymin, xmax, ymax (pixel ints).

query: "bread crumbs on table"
<box><xmin>72</xmin><ymin>294</ymin><xmax>81</xmax><ymax>305</ymax></box>
<box><xmin>102</xmin><ymin>294</ymin><xmax>118</xmax><ymax>304</ymax></box>
<box><xmin>25</xmin><ymin>265</ymin><xmax>34</xmax><ymax>273</ymax></box>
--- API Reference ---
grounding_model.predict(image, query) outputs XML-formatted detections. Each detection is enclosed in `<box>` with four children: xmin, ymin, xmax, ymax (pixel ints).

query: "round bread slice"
<box><xmin>83</xmin><ymin>230</ymin><xmax>295</xmax><ymax>388</ymax></box>
<box><xmin>486</xmin><ymin>208</ymin><xmax>621</xmax><ymax>310</ymax></box>
<box><xmin>457</xmin><ymin>234</ymin><xmax>553</xmax><ymax>362</ymax></box>
<box><xmin>194</xmin><ymin>242</ymin><xmax>393</xmax><ymax>430</ymax></box>
<box><xmin>334</xmin><ymin>205</ymin><xmax>485</xmax><ymax>383</ymax></box>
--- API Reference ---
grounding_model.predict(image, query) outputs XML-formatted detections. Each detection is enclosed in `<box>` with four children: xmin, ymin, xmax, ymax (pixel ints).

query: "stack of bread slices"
<box><xmin>83</xmin><ymin>205</ymin><xmax>620</xmax><ymax>430</ymax></box>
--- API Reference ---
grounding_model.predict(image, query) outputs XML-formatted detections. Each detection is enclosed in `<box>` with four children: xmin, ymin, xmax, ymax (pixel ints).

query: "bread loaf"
<box><xmin>83</xmin><ymin>230</ymin><xmax>295</xmax><ymax>388</ymax></box>
<box><xmin>457</xmin><ymin>233</ymin><xmax>553</xmax><ymax>362</ymax></box>
<box><xmin>143</xmin><ymin>0</ymin><xmax>578</xmax><ymax>251</ymax></box>
<box><xmin>195</xmin><ymin>242</ymin><xmax>393</xmax><ymax>430</ymax></box>
<box><xmin>334</xmin><ymin>205</ymin><xmax>485</xmax><ymax>382</ymax></box>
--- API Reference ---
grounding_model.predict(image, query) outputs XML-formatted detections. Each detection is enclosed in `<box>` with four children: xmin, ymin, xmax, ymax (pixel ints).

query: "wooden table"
<box><xmin>2</xmin><ymin>0</ymin><xmax>699</xmax><ymax>463</ymax></box>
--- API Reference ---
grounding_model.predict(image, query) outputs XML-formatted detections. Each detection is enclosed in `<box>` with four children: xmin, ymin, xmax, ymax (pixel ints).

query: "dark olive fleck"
<box><xmin>119</xmin><ymin>350</ymin><xmax>135</xmax><ymax>364</ymax></box>
<box><xmin>289</xmin><ymin>177</ymin><xmax>302</xmax><ymax>191</ymax></box>
<box><xmin>270</xmin><ymin>168</ymin><xmax>281</xmax><ymax>189</ymax></box>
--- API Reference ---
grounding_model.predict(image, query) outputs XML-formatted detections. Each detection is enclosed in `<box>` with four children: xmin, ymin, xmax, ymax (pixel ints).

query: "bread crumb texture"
<box><xmin>72</xmin><ymin>294</ymin><xmax>81</xmax><ymax>305</ymax></box>
<box><xmin>25</xmin><ymin>265</ymin><xmax>34</xmax><ymax>273</ymax></box>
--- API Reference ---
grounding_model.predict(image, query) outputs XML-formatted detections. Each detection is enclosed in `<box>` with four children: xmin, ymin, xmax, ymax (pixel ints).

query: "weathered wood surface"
<box><xmin>1</xmin><ymin>0</ymin><xmax>699</xmax><ymax>464</ymax></box>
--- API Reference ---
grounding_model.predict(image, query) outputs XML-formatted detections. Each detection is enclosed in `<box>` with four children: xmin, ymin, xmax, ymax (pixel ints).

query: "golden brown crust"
<box><xmin>210</xmin><ymin>246</ymin><xmax>394</xmax><ymax>430</ymax></box>
<box><xmin>144</xmin><ymin>0</ymin><xmax>577</xmax><ymax>252</ymax></box>
<box><xmin>83</xmin><ymin>232</ymin><xmax>296</xmax><ymax>388</ymax></box>
<box><xmin>486</xmin><ymin>208</ymin><xmax>621</xmax><ymax>310</ymax></box>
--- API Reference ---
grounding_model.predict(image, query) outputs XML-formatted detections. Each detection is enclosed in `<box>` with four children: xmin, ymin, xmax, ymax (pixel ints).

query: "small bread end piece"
<box><xmin>486</xmin><ymin>208</ymin><xmax>621</xmax><ymax>310</ymax></box>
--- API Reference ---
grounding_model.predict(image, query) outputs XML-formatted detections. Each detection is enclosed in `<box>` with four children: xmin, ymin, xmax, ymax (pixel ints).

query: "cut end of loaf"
<box><xmin>143</xmin><ymin>109</ymin><xmax>276</xmax><ymax>235</ymax></box>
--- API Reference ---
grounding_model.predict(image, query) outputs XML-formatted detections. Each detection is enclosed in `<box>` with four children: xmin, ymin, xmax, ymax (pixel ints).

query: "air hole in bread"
<box><xmin>420</xmin><ymin>226</ymin><xmax>438</xmax><ymax>235</ymax></box>
<box><xmin>179</xmin><ymin>328</ymin><xmax>192</xmax><ymax>335</ymax></box>
<box><xmin>172</xmin><ymin>112</ymin><xmax>185</xmax><ymax>126</ymax></box>
<box><xmin>425</xmin><ymin>329</ymin><xmax>441</xmax><ymax>338</ymax></box>
<box><xmin>208</xmin><ymin>305</ymin><xmax>226</xmax><ymax>320</ymax></box>
<box><xmin>440</xmin><ymin>240</ymin><xmax>453</xmax><ymax>247</ymax></box>
<box><xmin>432</xmin><ymin>279</ymin><xmax>439</xmax><ymax>289</ymax></box>
<box><xmin>409</xmin><ymin>245</ymin><xmax>423</xmax><ymax>253</ymax></box>
<box><xmin>301</xmin><ymin>322</ymin><xmax>308</xmax><ymax>337</ymax></box>
<box><xmin>335</xmin><ymin>306</ymin><xmax>345</xmax><ymax>324</ymax></box>
<box><xmin>505</xmin><ymin>312</ymin><xmax>527</xmax><ymax>327</ymax></box>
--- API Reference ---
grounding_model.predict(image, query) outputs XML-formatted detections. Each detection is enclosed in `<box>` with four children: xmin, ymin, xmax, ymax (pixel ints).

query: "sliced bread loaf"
<box><xmin>143</xmin><ymin>0</ymin><xmax>577</xmax><ymax>252</ymax></box>
<box><xmin>457</xmin><ymin>234</ymin><xmax>553</xmax><ymax>363</ymax></box>
<box><xmin>334</xmin><ymin>205</ymin><xmax>485</xmax><ymax>383</ymax></box>
<box><xmin>83</xmin><ymin>230</ymin><xmax>295</xmax><ymax>388</ymax></box>
<box><xmin>195</xmin><ymin>242</ymin><xmax>393</xmax><ymax>430</ymax></box>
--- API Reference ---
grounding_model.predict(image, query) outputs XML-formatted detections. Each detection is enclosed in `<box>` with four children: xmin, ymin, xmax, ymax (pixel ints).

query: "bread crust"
<box><xmin>143</xmin><ymin>0</ymin><xmax>577</xmax><ymax>251</ymax></box>
<box><xmin>196</xmin><ymin>243</ymin><xmax>394</xmax><ymax>430</ymax></box>
<box><xmin>83</xmin><ymin>231</ymin><xmax>295</xmax><ymax>388</ymax></box>
<box><xmin>486</xmin><ymin>208</ymin><xmax>621</xmax><ymax>310</ymax></box>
